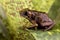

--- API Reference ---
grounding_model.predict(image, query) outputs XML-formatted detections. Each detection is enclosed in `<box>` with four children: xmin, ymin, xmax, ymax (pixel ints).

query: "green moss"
<box><xmin>1</xmin><ymin>0</ymin><xmax>59</xmax><ymax>40</ymax></box>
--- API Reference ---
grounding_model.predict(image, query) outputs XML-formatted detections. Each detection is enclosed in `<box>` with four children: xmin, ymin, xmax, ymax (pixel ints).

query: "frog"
<box><xmin>20</xmin><ymin>8</ymin><xmax>54</xmax><ymax>31</ymax></box>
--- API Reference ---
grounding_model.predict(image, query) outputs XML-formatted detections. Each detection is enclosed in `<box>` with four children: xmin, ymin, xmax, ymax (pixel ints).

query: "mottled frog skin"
<box><xmin>20</xmin><ymin>9</ymin><xmax>54</xmax><ymax>31</ymax></box>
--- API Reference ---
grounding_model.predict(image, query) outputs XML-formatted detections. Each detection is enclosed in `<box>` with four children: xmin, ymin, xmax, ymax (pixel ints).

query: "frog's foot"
<box><xmin>27</xmin><ymin>25</ymin><xmax>38</xmax><ymax>30</ymax></box>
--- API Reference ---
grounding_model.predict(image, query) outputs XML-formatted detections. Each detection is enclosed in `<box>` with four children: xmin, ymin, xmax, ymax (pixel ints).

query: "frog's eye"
<box><xmin>24</xmin><ymin>11</ymin><xmax>28</xmax><ymax>16</ymax></box>
<box><xmin>20</xmin><ymin>10</ymin><xmax>28</xmax><ymax>17</ymax></box>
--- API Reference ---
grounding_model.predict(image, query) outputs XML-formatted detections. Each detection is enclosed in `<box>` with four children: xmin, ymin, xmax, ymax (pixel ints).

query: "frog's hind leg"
<box><xmin>44</xmin><ymin>23</ymin><xmax>55</xmax><ymax>31</ymax></box>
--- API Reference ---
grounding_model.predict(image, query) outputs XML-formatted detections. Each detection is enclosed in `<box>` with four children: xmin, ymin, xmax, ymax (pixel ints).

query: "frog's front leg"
<box><xmin>28</xmin><ymin>20</ymin><xmax>38</xmax><ymax>30</ymax></box>
<box><xmin>28</xmin><ymin>25</ymin><xmax>38</xmax><ymax>30</ymax></box>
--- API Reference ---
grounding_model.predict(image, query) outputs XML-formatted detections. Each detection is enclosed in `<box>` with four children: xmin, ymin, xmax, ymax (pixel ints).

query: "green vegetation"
<box><xmin>0</xmin><ymin>0</ymin><xmax>60</xmax><ymax>40</ymax></box>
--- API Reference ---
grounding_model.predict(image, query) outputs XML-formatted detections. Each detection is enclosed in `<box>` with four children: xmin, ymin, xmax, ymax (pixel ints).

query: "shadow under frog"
<box><xmin>20</xmin><ymin>9</ymin><xmax>54</xmax><ymax>31</ymax></box>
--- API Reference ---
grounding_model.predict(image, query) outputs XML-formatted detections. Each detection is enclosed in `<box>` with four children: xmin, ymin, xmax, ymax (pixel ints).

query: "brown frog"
<box><xmin>20</xmin><ymin>8</ymin><xmax>54</xmax><ymax>31</ymax></box>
